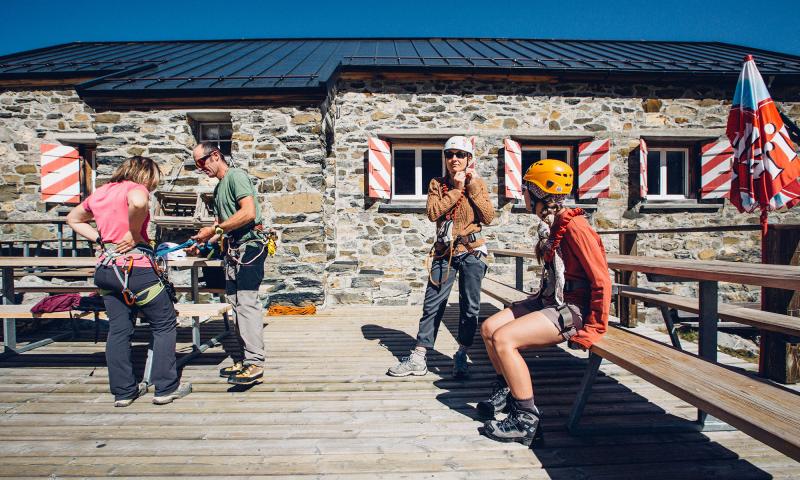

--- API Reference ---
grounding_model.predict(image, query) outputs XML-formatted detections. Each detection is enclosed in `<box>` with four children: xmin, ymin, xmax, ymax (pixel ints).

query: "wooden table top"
<box><xmin>0</xmin><ymin>257</ymin><xmax>222</xmax><ymax>268</ymax></box>
<box><xmin>489</xmin><ymin>249</ymin><xmax>800</xmax><ymax>291</ymax></box>
<box><xmin>0</xmin><ymin>219</ymin><xmax>69</xmax><ymax>225</ymax></box>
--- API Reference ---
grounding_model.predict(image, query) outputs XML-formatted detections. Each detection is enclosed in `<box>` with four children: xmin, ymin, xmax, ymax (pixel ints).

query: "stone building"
<box><xmin>1</xmin><ymin>38</ymin><xmax>800</xmax><ymax>314</ymax></box>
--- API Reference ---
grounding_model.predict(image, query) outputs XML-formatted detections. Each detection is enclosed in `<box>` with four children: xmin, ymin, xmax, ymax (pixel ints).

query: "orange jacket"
<box><xmin>558</xmin><ymin>214</ymin><xmax>611</xmax><ymax>349</ymax></box>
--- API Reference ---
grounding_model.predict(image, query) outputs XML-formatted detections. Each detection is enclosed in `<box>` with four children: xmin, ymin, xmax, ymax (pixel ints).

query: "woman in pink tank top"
<box><xmin>67</xmin><ymin>156</ymin><xmax>191</xmax><ymax>407</ymax></box>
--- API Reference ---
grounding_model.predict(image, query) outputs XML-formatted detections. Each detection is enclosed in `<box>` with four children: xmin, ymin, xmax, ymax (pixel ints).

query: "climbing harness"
<box><xmin>96</xmin><ymin>237</ymin><xmax>177</xmax><ymax>307</ymax></box>
<box><xmin>426</xmin><ymin>177</ymin><xmax>482</xmax><ymax>287</ymax></box>
<box><xmin>225</xmin><ymin>226</ymin><xmax>277</xmax><ymax>265</ymax></box>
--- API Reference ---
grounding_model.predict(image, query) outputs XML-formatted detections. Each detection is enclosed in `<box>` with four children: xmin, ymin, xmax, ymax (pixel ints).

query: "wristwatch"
<box><xmin>213</xmin><ymin>224</ymin><xmax>225</xmax><ymax>236</ymax></box>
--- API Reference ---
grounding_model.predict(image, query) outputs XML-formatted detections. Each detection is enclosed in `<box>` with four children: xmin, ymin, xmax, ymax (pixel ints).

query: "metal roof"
<box><xmin>2</xmin><ymin>38</ymin><xmax>800</xmax><ymax>96</ymax></box>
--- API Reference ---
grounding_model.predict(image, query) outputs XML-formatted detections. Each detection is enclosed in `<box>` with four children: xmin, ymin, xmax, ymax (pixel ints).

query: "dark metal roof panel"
<box><xmin>2</xmin><ymin>38</ymin><xmax>800</xmax><ymax>95</ymax></box>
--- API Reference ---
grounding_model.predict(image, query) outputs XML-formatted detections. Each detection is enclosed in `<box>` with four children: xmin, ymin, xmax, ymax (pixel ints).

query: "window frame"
<box><xmin>196</xmin><ymin>121</ymin><xmax>233</xmax><ymax>156</ymax></box>
<box><xmin>646</xmin><ymin>147</ymin><xmax>690</xmax><ymax>201</ymax></box>
<box><xmin>390</xmin><ymin>143</ymin><xmax>445</xmax><ymax>201</ymax></box>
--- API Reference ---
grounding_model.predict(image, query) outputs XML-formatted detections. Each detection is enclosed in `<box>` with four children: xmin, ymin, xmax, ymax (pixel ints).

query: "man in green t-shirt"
<box><xmin>190</xmin><ymin>142</ymin><xmax>268</xmax><ymax>385</ymax></box>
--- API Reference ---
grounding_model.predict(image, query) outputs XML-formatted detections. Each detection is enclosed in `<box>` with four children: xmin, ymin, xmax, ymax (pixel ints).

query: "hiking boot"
<box><xmin>387</xmin><ymin>350</ymin><xmax>427</xmax><ymax>377</ymax></box>
<box><xmin>482</xmin><ymin>400</ymin><xmax>543</xmax><ymax>447</ymax></box>
<box><xmin>227</xmin><ymin>364</ymin><xmax>264</xmax><ymax>385</ymax></box>
<box><xmin>114</xmin><ymin>382</ymin><xmax>148</xmax><ymax>408</ymax></box>
<box><xmin>219</xmin><ymin>361</ymin><xmax>244</xmax><ymax>378</ymax></box>
<box><xmin>452</xmin><ymin>350</ymin><xmax>470</xmax><ymax>379</ymax></box>
<box><xmin>152</xmin><ymin>382</ymin><xmax>192</xmax><ymax>405</ymax></box>
<box><xmin>477</xmin><ymin>381</ymin><xmax>511</xmax><ymax>419</ymax></box>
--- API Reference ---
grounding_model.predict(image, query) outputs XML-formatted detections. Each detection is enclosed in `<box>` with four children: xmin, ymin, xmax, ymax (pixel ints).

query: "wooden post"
<box><xmin>191</xmin><ymin>266</ymin><xmax>200</xmax><ymax>302</ymax></box>
<box><xmin>761</xmin><ymin>225</ymin><xmax>800</xmax><ymax>384</ymax></box>
<box><xmin>515</xmin><ymin>257</ymin><xmax>524</xmax><ymax>291</ymax></box>
<box><xmin>617</xmin><ymin>233</ymin><xmax>638</xmax><ymax>327</ymax></box>
<box><xmin>698</xmin><ymin>280</ymin><xmax>719</xmax><ymax>363</ymax></box>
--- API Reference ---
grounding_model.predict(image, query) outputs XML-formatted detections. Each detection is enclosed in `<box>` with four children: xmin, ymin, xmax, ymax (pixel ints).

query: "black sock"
<box><xmin>495</xmin><ymin>374</ymin><xmax>507</xmax><ymax>388</ymax></box>
<box><xmin>515</xmin><ymin>396</ymin><xmax>538</xmax><ymax>413</ymax></box>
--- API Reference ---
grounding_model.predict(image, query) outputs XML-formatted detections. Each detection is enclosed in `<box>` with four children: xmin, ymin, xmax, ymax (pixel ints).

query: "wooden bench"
<box><xmin>480</xmin><ymin>277</ymin><xmax>800</xmax><ymax>461</ymax></box>
<box><xmin>617</xmin><ymin>285</ymin><xmax>800</xmax><ymax>350</ymax></box>
<box><xmin>0</xmin><ymin>303</ymin><xmax>232</xmax><ymax>386</ymax></box>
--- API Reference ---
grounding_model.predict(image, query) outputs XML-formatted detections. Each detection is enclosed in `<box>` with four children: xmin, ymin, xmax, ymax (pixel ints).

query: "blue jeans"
<box><xmin>416</xmin><ymin>253</ymin><xmax>487</xmax><ymax>349</ymax></box>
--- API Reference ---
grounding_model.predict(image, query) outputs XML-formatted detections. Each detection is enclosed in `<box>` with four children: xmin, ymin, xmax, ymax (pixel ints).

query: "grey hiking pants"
<box><xmin>94</xmin><ymin>266</ymin><xmax>179</xmax><ymax>400</ymax></box>
<box><xmin>225</xmin><ymin>243</ymin><xmax>267</xmax><ymax>367</ymax></box>
<box><xmin>416</xmin><ymin>252</ymin><xmax>488</xmax><ymax>349</ymax></box>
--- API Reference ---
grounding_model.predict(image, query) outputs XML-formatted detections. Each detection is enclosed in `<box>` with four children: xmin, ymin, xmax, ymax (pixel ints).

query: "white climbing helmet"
<box><xmin>444</xmin><ymin>136</ymin><xmax>474</xmax><ymax>156</ymax></box>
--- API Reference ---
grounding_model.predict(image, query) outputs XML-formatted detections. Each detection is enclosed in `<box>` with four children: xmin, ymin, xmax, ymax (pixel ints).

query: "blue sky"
<box><xmin>2</xmin><ymin>0</ymin><xmax>799</xmax><ymax>58</ymax></box>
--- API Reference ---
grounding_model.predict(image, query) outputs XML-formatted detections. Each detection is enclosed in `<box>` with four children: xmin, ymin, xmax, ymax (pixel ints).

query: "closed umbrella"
<box><xmin>726</xmin><ymin>55</ymin><xmax>800</xmax><ymax>257</ymax></box>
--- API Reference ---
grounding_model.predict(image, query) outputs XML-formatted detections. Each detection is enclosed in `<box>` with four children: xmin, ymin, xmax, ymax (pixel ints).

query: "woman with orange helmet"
<box><xmin>478</xmin><ymin>159</ymin><xmax>611</xmax><ymax>446</ymax></box>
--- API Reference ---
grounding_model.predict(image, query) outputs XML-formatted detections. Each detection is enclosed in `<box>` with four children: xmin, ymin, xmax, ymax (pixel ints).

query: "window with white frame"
<box><xmin>197</xmin><ymin>122</ymin><xmax>233</xmax><ymax>156</ymax></box>
<box><xmin>520</xmin><ymin>146</ymin><xmax>573</xmax><ymax>198</ymax></box>
<box><xmin>646</xmin><ymin>148</ymin><xmax>689</xmax><ymax>200</ymax></box>
<box><xmin>392</xmin><ymin>144</ymin><xmax>445</xmax><ymax>200</ymax></box>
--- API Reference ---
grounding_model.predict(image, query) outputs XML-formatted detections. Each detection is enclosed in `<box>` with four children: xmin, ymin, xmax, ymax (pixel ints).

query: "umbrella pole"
<box><xmin>759</xmin><ymin>210</ymin><xmax>769</xmax><ymax>375</ymax></box>
<box><xmin>761</xmin><ymin>210</ymin><xmax>769</xmax><ymax>310</ymax></box>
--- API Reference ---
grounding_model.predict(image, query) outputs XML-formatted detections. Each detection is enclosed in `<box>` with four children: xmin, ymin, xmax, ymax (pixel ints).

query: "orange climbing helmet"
<box><xmin>523</xmin><ymin>159</ymin><xmax>574</xmax><ymax>197</ymax></box>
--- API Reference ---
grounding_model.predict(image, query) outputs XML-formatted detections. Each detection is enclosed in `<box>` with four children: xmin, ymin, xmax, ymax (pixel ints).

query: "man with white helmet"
<box><xmin>388</xmin><ymin>136</ymin><xmax>494</xmax><ymax>379</ymax></box>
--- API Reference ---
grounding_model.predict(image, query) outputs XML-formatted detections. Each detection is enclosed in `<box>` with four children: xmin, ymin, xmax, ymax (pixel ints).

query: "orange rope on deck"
<box><xmin>267</xmin><ymin>304</ymin><xmax>317</xmax><ymax>316</ymax></box>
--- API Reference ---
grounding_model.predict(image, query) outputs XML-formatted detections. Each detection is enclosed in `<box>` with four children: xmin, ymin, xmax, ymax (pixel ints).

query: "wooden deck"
<box><xmin>1</xmin><ymin>300</ymin><xmax>799</xmax><ymax>479</ymax></box>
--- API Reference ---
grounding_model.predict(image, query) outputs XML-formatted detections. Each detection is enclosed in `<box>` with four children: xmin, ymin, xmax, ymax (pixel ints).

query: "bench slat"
<box><xmin>619</xmin><ymin>288</ymin><xmax>800</xmax><ymax>337</ymax></box>
<box><xmin>594</xmin><ymin>327</ymin><xmax>800</xmax><ymax>461</ymax></box>
<box><xmin>0</xmin><ymin>303</ymin><xmax>231</xmax><ymax>320</ymax></box>
<box><xmin>13</xmin><ymin>286</ymin><xmax>225</xmax><ymax>294</ymax></box>
<box><xmin>481</xmin><ymin>278</ymin><xmax>529</xmax><ymax>305</ymax></box>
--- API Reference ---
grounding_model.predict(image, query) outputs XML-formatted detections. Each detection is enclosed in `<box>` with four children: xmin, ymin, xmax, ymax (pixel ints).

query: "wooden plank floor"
<box><xmin>1</xmin><ymin>299</ymin><xmax>799</xmax><ymax>479</ymax></box>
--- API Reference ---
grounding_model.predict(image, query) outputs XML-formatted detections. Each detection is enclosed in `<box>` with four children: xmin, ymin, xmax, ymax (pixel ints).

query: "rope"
<box><xmin>267</xmin><ymin>305</ymin><xmax>316</xmax><ymax>316</ymax></box>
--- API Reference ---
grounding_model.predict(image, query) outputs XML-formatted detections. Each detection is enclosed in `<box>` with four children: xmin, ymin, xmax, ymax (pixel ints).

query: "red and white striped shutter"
<box><xmin>503</xmin><ymin>138</ymin><xmax>522</xmax><ymax>200</ymax></box>
<box><xmin>639</xmin><ymin>138</ymin><xmax>648</xmax><ymax>199</ymax></box>
<box><xmin>367</xmin><ymin>137</ymin><xmax>391</xmax><ymax>199</ymax></box>
<box><xmin>700</xmin><ymin>139</ymin><xmax>734</xmax><ymax>199</ymax></box>
<box><xmin>40</xmin><ymin>143</ymin><xmax>80</xmax><ymax>204</ymax></box>
<box><xmin>577</xmin><ymin>139</ymin><xmax>610</xmax><ymax>199</ymax></box>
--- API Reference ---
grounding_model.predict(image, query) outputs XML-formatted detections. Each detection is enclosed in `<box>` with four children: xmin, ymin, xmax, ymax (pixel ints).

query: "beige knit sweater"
<box><xmin>426</xmin><ymin>176</ymin><xmax>495</xmax><ymax>254</ymax></box>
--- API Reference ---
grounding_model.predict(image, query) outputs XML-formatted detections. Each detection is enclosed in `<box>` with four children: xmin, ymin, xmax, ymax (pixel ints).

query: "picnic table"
<box><xmin>0</xmin><ymin>256</ymin><xmax>223</xmax><ymax>306</ymax></box>
<box><xmin>490</xmin><ymin>249</ymin><xmax>800</xmax><ymax>363</ymax></box>
<box><xmin>0</xmin><ymin>218</ymin><xmax>79</xmax><ymax>257</ymax></box>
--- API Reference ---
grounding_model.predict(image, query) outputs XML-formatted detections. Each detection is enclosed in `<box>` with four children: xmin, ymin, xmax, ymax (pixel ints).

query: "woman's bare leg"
<box><xmin>480</xmin><ymin>308</ymin><xmax>516</xmax><ymax>377</ymax></box>
<box><xmin>491</xmin><ymin>312</ymin><xmax>563</xmax><ymax>400</ymax></box>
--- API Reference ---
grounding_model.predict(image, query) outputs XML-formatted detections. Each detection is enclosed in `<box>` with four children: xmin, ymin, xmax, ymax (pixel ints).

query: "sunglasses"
<box><xmin>194</xmin><ymin>152</ymin><xmax>215</xmax><ymax>169</ymax></box>
<box><xmin>444</xmin><ymin>150</ymin><xmax>469</xmax><ymax>160</ymax></box>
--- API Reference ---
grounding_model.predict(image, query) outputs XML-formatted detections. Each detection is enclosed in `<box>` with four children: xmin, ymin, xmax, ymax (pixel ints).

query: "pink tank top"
<box><xmin>82</xmin><ymin>181</ymin><xmax>152</xmax><ymax>267</ymax></box>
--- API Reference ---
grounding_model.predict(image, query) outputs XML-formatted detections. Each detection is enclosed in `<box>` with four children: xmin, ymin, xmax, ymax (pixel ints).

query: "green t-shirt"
<box><xmin>213</xmin><ymin>168</ymin><xmax>263</xmax><ymax>242</ymax></box>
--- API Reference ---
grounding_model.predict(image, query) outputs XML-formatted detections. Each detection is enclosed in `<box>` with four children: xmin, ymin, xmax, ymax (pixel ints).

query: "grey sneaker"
<box><xmin>114</xmin><ymin>382</ymin><xmax>148</xmax><ymax>408</ymax></box>
<box><xmin>152</xmin><ymin>382</ymin><xmax>192</xmax><ymax>405</ymax></box>
<box><xmin>387</xmin><ymin>350</ymin><xmax>428</xmax><ymax>377</ymax></box>
<box><xmin>453</xmin><ymin>350</ymin><xmax>470</xmax><ymax>379</ymax></box>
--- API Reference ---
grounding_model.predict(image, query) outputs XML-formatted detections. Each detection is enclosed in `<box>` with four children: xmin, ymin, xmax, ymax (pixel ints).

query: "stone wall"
<box><xmin>2</xmin><ymin>80</ymin><xmax>800</xmax><ymax>320</ymax></box>
<box><xmin>0</xmin><ymin>91</ymin><xmax>328</xmax><ymax>306</ymax></box>
<box><xmin>328</xmin><ymin>78</ymin><xmax>800</xmax><ymax>319</ymax></box>
<box><xmin>0</xmin><ymin>89</ymin><xmax>94</xmax><ymax>238</ymax></box>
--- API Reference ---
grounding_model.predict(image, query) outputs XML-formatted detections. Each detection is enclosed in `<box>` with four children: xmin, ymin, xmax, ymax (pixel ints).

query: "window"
<box><xmin>520</xmin><ymin>146</ymin><xmax>573</xmax><ymax>198</ymax></box>
<box><xmin>646</xmin><ymin>148</ymin><xmax>689</xmax><ymax>200</ymax></box>
<box><xmin>197</xmin><ymin>122</ymin><xmax>232</xmax><ymax>156</ymax></box>
<box><xmin>392</xmin><ymin>144</ymin><xmax>445</xmax><ymax>200</ymax></box>
<box><xmin>78</xmin><ymin>144</ymin><xmax>96</xmax><ymax>199</ymax></box>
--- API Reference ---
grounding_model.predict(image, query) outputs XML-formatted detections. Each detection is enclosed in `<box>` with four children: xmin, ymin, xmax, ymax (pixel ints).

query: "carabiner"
<box><xmin>122</xmin><ymin>289</ymin><xmax>136</xmax><ymax>306</ymax></box>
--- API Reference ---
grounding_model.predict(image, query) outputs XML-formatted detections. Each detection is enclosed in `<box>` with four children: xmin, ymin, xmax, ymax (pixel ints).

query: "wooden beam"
<box><xmin>0</xmin><ymin>77</ymin><xmax>95</xmax><ymax>88</ymax></box>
